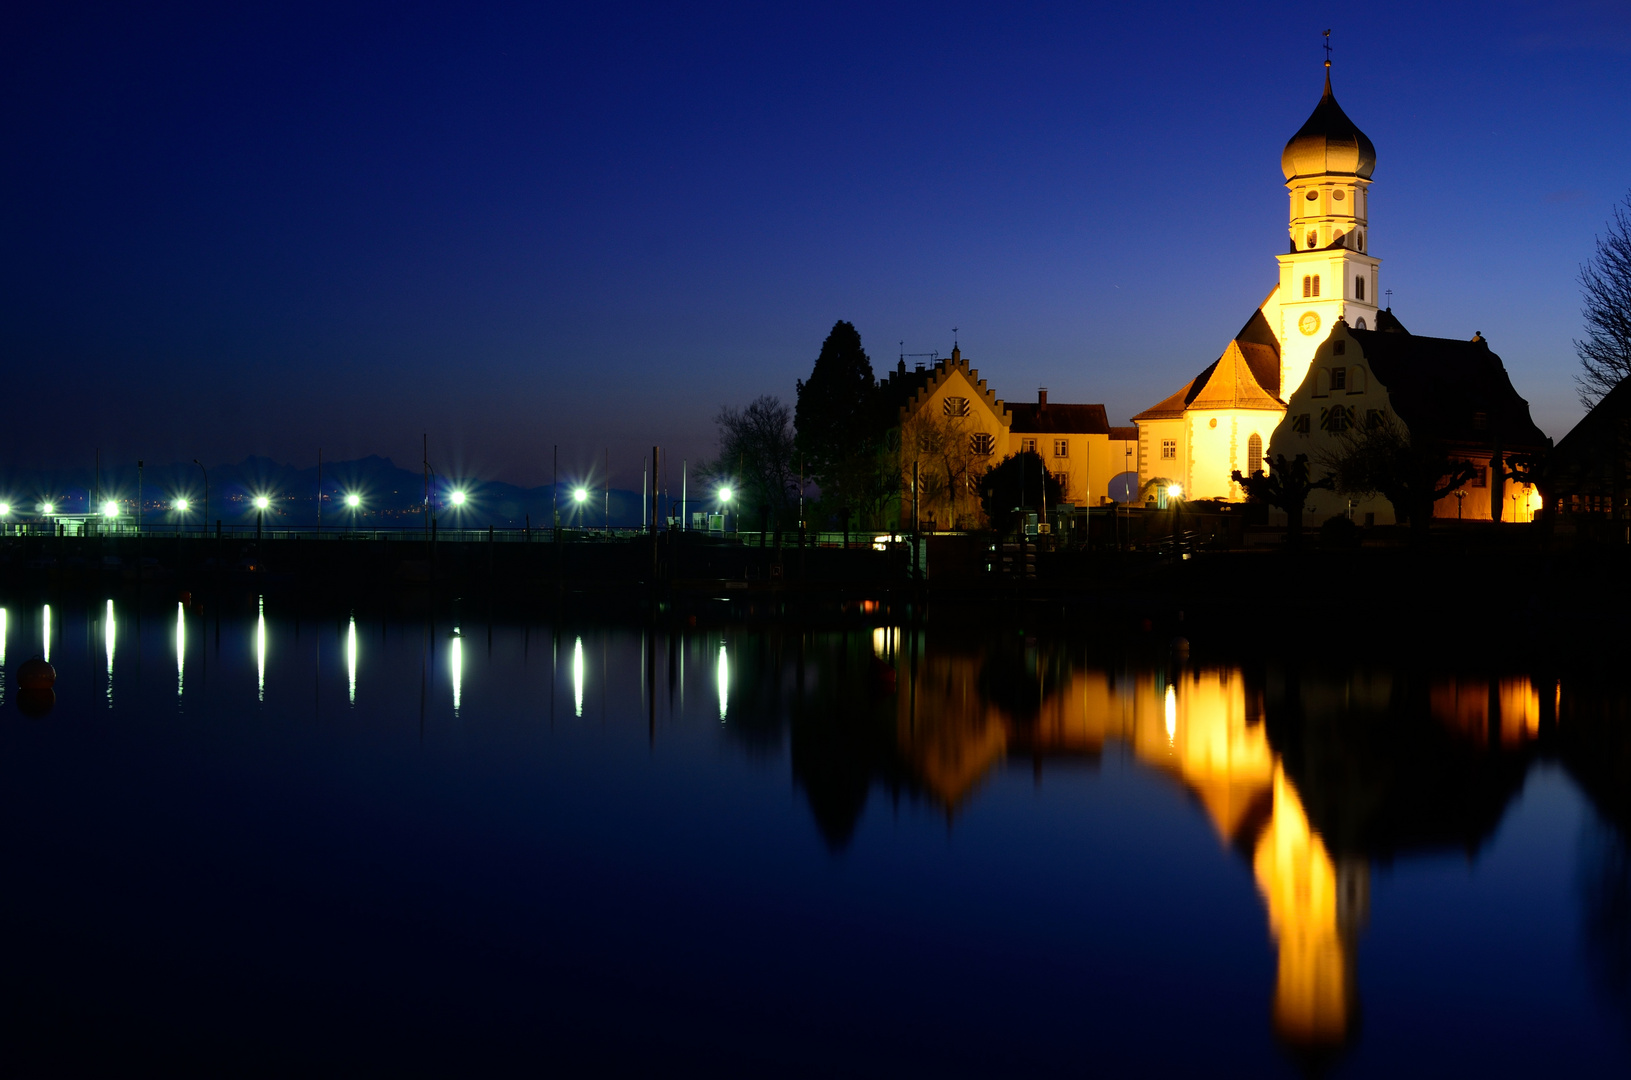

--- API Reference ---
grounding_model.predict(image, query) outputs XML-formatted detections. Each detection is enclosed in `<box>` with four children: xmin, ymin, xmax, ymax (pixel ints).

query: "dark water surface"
<box><xmin>1</xmin><ymin>595</ymin><xmax>1628</xmax><ymax>1076</ymax></box>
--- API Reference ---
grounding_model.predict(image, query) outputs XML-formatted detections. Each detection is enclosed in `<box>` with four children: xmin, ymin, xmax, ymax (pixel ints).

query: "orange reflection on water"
<box><xmin>1431</xmin><ymin>676</ymin><xmax>1541</xmax><ymax>748</ymax></box>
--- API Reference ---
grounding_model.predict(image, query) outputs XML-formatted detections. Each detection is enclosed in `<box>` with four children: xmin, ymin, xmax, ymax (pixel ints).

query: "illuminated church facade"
<box><xmin>1132</xmin><ymin>63</ymin><xmax>1546</xmax><ymax>519</ymax></box>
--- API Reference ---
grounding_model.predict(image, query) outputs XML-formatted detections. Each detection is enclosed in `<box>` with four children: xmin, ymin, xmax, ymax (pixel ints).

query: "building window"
<box><xmin>1311</xmin><ymin>275</ymin><xmax>1320</xmax><ymax>297</ymax></box>
<box><xmin>1356</xmin><ymin>317</ymin><xmax>1368</xmax><ymax>330</ymax></box>
<box><xmin>1306</xmin><ymin>190</ymin><xmax>1318</xmax><ymax>202</ymax></box>
<box><xmin>1053</xmin><ymin>439</ymin><xmax>1069</xmax><ymax>457</ymax></box>
<box><xmin>1358</xmin><ymin>231</ymin><xmax>1365</xmax><ymax>252</ymax></box>
<box><xmin>1160</xmin><ymin>439</ymin><xmax>1176</xmax><ymax>459</ymax></box>
<box><xmin>1021</xmin><ymin>437</ymin><xmax>1037</xmax><ymax>454</ymax></box>
<box><xmin>1247</xmin><ymin>433</ymin><xmax>1263</xmax><ymax>476</ymax></box>
<box><xmin>1355</xmin><ymin>275</ymin><xmax>1365</xmax><ymax>301</ymax></box>
<box><xmin>969</xmin><ymin>432</ymin><xmax>994</xmax><ymax>456</ymax></box>
<box><xmin>943</xmin><ymin>396</ymin><xmax>969</xmax><ymax>417</ymax></box>
<box><xmin>1471</xmin><ymin>464</ymin><xmax>1487</xmax><ymax>488</ymax></box>
<box><xmin>1306</xmin><ymin>231</ymin><xmax>1317</xmax><ymax>249</ymax></box>
<box><xmin>1302</xmin><ymin>275</ymin><xmax>1312</xmax><ymax>298</ymax></box>
<box><xmin>1290</xmin><ymin>413</ymin><xmax>1311</xmax><ymax>433</ymax></box>
<box><xmin>1334</xmin><ymin>340</ymin><xmax>1346</xmax><ymax>356</ymax></box>
<box><xmin>1331</xmin><ymin>367</ymin><xmax>1347</xmax><ymax>391</ymax></box>
<box><xmin>1319</xmin><ymin>405</ymin><xmax>1354</xmax><ymax>433</ymax></box>
<box><xmin>1332</xmin><ymin>189</ymin><xmax>1345</xmax><ymax>201</ymax></box>
<box><xmin>1365</xmin><ymin>408</ymin><xmax>1385</xmax><ymax>429</ymax></box>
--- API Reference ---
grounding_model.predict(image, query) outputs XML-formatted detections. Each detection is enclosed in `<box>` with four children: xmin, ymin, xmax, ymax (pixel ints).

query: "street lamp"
<box><xmin>345</xmin><ymin>493</ymin><xmax>361</xmax><ymax>508</ymax></box>
<box><xmin>719</xmin><ymin>486</ymin><xmax>733</xmax><ymax>533</ymax></box>
<box><xmin>103</xmin><ymin>500</ymin><xmax>120</xmax><ymax>518</ymax></box>
<box><xmin>254</xmin><ymin>495</ymin><xmax>270</xmax><ymax>543</ymax></box>
<box><xmin>174</xmin><ymin>497</ymin><xmax>190</xmax><ymax>512</ymax></box>
<box><xmin>449</xmin><ymin>490</ymin><xmax>466</xmax><ymax>507</ymax></box>
<box><xmin>571</xmin><ymin>486</ymin><xmax>588</xmax><ymax>526</ymax></box>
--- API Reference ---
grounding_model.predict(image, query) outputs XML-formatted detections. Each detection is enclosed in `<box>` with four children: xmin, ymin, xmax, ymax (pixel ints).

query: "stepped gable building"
<box><xmin>1134</xmin><ymin>60</ymin><xmax>1545</xmax><ymax>521</ymax></box>
<box><xmin>882</xmin><ymin>347</ymin><xmax>1137</xmax><ymax>529</ymax></box>
<box><xmin>1269</xmin><ymin>313</ymin><xmax>1548</xmax><ymax>523</ymax></box>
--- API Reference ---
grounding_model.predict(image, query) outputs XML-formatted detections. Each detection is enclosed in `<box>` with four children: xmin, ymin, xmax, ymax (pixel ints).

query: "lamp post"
<box><xmin>1166</xmin><ymin>483</ymin><xmax>1183</xmax><ymax>555</ymax></box>
<box><xmin>193</xmin><ymin>460</ymin><xmax>208</xmax><ymax>537</ymax></box>
<box><xmin>345</xmin><ymin>492</ymin><xmax>361</xmax><ymax>535</ymax></box>
<box><xmin>719</xmin><ymin>487</ymin><xmax>733</xmax><ymax>535</ymax></box>
<box><xmin>254</xmin><ymin>495</ymin><xmax>270</xmax><ymax>543</ymax></box>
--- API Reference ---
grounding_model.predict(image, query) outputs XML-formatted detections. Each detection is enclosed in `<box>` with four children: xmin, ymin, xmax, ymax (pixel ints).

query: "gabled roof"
<box><xmin>1007</xmin><ymin>402</ymin><xmax>1111</xmax><ymax>434</ymax></box>
<box><xmin>1349</xmin><ymin>327</ymin><xmax>1548</xmax><ymax>450</ymax></box>
<box><xmin>891</xmin><ymin>348</ymin><xmax>1008</xmax><ymax>426</ymax></box>
<box><xmin>1108</xmin><ymin>425</ymin><xmax>1138</xmax><ymax>442</ymax></box>
<box><xmin>1552</xmin><ymin>377</ymin><xmax>1631</xmax><ymax>494</ymax></box>
<box><xmin>1132</xmin><ymin>339</ymin><xmax>1284</xmax><ymax>421</ymax></box>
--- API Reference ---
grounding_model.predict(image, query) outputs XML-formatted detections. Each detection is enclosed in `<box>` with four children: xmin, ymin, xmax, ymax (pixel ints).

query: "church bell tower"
<box><xmin>1273</xmin><ymin>59</ymin><xmax>1380</xmax><ymax>399</ymax></box>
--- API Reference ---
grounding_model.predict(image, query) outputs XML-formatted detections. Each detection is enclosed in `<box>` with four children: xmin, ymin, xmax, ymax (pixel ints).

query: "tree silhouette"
<box><xmin>1231</xmin><ymin>453</ymin><xmax>1333</xmax><ymax>546</ymax></box>
<box><xmin>1576</xmin><ymin>192</ymin><xmax>1631</xmax><ymax>408</ymax></box>
<box><xmin>794</xmin><ymin>321</ymin><xmax>878</xmax><ymax>518</ymax></box>
<box><xmin>977</xmin><ymin>451</ymin><xmax>1065</xmax><ymax>536</ymax></box>
<box><xmin>1316</xmin><ymin>415</ymin><xmax>1477</xmax><ymax>543</ymax></box>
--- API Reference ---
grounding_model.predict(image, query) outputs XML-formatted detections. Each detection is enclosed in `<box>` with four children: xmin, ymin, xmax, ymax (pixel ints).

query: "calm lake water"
<box><xmin>1</xmin><ymin>595</ymin><xmax>1627</xmax><ymax>1076</ymax></box>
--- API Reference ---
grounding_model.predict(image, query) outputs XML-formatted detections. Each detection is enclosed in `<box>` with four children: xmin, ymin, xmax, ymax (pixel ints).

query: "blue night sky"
<box><xmin>5</xmin><ymin>1</ymin><xmax>1630</xmax><ymax>488</ymax></box>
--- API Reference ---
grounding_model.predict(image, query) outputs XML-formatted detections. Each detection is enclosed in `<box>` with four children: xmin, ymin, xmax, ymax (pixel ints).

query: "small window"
<box><xmin>1306</xmin><ymin>190</ymin><xmax>1318</xmax><ymax>201</ymax></box>
<box><xmin>1356</xmin><ymin>317</ymin><xmax>1368</xmax><ymax>330</ymax></box>
<box><xmin>1331</xmin><ymin>367</ymin><xmax>1347</xmax><ymax>391</ymax></box>
<box><xmin>1366</xmin><ymin>408</ymin><xmax>1385</xmax><ymax>429</ymax></box>
<box><xmin>1247</xmin><ymin>434</ymin><xmax>1263</xmax><ymax>476</ymax></box>
<box><xmin>1334</xmin><ymin>340</ymin><xmax>1346</xmax><ymax>356</ymax></box>
<box><xmin>1472</xmin><ymin>412</ymin><xmax>1488</xmax><ymax>431</ymax></box>
<box><xmin>1355</xmin><ymin>275</ymin><xmax>1365</xmax><ymax>301</ymax></box>
<box><xmin>1302</xmin><ymin>275</ymin><xmax>1313</xmax><ymax>298</ymax></box>
<box><xmin>1306</xmin><ymin>231</ymin><xmax>1318</xmax><ymax>249</ymax></box>
<box><xmin>1021</xmin><ymin>437</ymin><xmax>1037</xmax><ymax>454</ymax></box>
<box><xmin>1332</xmin><ymin>189</ymin><xmax>1345</xmax><ymax>201</ymax></box>
<box><xmin>1290</xmin><ymin>413</ymin><xmax>1311</xmax><ymax>434</ymax></box>
<box><xmin>970</xmin><ymin>432</ymin><xmax>994</xmax><ymax>456</ymax></box>
<box><xmin>1160</xmin><ymin>439</ymin><xmax>1176</xmax><ymax>460</ymax></box>
<box><xmin>943</xmin><ymin>396</ymin><xmax>969</xmax><ymax>418</ymax></box>
<box><xmin>1319</xmin><ymin>405</ymin><xmax>1354</xmax><ymax>433</ymax></box>
<box><xmin>1358</xmin><ymin>231</ymin><xmax>1365</xmax><ymax>252</ymax></box>
<box><xmin>1053</xmin><ymin>439</ymin><xmax>1069</xmax><ymax>458</ymax></box>
<box><xmin>1311</xmin><ymin>275</ymin><xmax>1320</xmax><ymax>297</ymax></box>
<box><xmin>1471</xmin><ymin>465</ymin><xmax>1487</xmax><ymax>488</ymax></box>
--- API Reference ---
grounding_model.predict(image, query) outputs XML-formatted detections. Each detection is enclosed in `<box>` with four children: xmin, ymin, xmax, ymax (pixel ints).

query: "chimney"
<box><xmin>1038</xmin><ymin>387</ymin><xmax>1048</xmax><ymax>407</ymax></box>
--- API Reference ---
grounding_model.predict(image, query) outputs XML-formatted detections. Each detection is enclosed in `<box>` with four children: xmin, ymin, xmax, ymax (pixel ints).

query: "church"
<box><xmin>1133</xmin><ymin>61</ymin><xmax>1546</xmax><ymax>522</ymax></box>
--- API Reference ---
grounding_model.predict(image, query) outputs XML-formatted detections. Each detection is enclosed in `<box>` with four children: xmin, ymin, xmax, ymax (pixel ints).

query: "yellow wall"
<box><xmin>1138</xmin><ymin>412</ymin><xmax>1280</xmax><ymax>501</ymax></box>
<box><xmin>1009</xmin><ymin>431</ymin><xmax>1139</xmax><ymax>506</ymax></box>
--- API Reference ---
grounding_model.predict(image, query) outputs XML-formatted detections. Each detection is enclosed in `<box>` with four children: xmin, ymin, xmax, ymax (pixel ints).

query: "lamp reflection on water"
<box><xmin>717</xmin><ymin>642</ymin><xmax>729</xmax><ymax>722</ymax></box>
<box><xmin>347</xmin><ymin>616</ymin><xmax>357</xmax><ymax>705</ymax></box>
<box><xmin>1</xmin><ymin>606</ymin><xmax>7</xmax><ymax>668</ymax></box>
<box><xmin>104</xmin><ymin>599</ymin><xmax>115</xmax><ymax>707</ymax></box>
<box><xmin>42</xmin><ymin>604</ymin><xmax>51</xmax><ymax>662</ymax></box>
<box><xmin>451</xmin><ymin>630</ymin><xmax>463</xmax><ymax>714</ymax></box>
<box><xmin>1164</xmin><ymin>683</ymin><xmax>1177</xmax><ymax>745</ymax></box>
<box><xmin>573</xmin><ymin>636</ymin><xmax>584</xmax><ymax>717</ymax></box>
<box><xmin>256</xmin><ymin>596</ymin><xmax>266</xmax><ymax>701</ymax></box>
<box><xmin>175</xmin><ymin>602</ymin><xmax>185</xmax><ymax>698</ymax></box>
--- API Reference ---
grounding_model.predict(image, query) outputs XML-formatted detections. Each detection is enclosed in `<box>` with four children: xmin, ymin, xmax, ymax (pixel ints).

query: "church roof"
<box><xmin>1349</xmin><ymin>327</ymin><xmax>1548</xmax><ymax>450</ymax></box>
<box><xmin>1132</xmin><ymin>339</ymin><xmax>1284</xmax><ymax>421</ymax></box>
<box><xmin>1006</xmin><ymin>402</ymin><xmax>1112</xmax><ymax>434</ymax></box>
<box><xmin>1282</xmin><ymin>69</ymin><xmax>1376</xmax><ymax>181</ymax></box>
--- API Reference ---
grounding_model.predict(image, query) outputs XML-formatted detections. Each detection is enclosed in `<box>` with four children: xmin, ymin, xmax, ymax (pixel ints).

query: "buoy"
<box><xmin>17</xmin><ymin>656</ymin><xmax>55</xmax><ymax>691</ymax></box>
<box><xmin>16</xmin><ymin>688</ymin><xmax>54</xmax><ymax>718</ymax></box>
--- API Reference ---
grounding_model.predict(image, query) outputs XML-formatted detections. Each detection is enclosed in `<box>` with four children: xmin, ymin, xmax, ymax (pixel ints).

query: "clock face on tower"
<box><xmin>1298</xmin><ymin>311</ymin><xmax>1321</xmax><ymax>336</ymax></box>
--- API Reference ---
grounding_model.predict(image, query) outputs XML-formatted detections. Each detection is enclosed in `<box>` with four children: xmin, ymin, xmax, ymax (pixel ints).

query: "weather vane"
<box><xmin>1323</xmin><ymin>29</ymin><xmax>1332</xmax><ymax>67</ymax></box>
<box><xmin>952</xmin><ymin>326</ymin><xmax>959</xmax><ymax>349</ymax></box>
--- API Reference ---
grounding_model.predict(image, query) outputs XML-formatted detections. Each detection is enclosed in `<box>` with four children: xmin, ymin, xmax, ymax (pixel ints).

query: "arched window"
<box><xmin>1311</xmin><ymin>275</ymin><xmax>1321</xmax><ymax>297</ymax></box>
<box><xmin>1358</xmin><ymin>231</ymin><xmax>1365</xmax><ymax>252</ymax></box>
<box><xmin>1355</xmin><ymin>317</ymin><xmax>1368</xmax><ymax>330</ymax></box>
<box><xmin>1247</xmin><ymin>434</ymin><xmax>1263</xmax><ymax>477</ymax></box>
<box><xmin>1355</xmin><ymin>275</ymin><xmax>1365</xmax><ymax>301</ymax></box>
<box><xmin>1302</xmin><ymin>275</ymin><xmax>1312</xmax><ymax>298</ymax></box>
<box><xmin>1306</xmin><ymin>230</ymin><xmax>1318</xmax><ymax>249</ymax></box>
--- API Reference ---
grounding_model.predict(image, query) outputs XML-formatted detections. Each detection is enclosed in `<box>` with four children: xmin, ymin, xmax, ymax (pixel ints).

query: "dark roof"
<box><xmin>1550</xmin><ymin>377</ymin><xmax>1631</xmax><ymax>494</ymax></box>
<box><xmin>1349</xmin><ymin>328</ymin><xmax>1548</xmax><ymax>451</ymax></box>
<box><xmin>1373</xmin><ymin>307</ymin><xmax>1410</xmax><ymax>334</ymax></box>
<box><xmin>1281</xmin><ymin>70</ymin><xmax>1376</xmax><ymax>181</ymax></box>
<box><xmin>1108</xmin><ymin>425</ymin><xmax>1138</xmax><ymax>442</ymax></box>
<box><xmin>1007</xmin><ymin>402</ymin><xmax>1110</xmax><ymax>434</ymax></box>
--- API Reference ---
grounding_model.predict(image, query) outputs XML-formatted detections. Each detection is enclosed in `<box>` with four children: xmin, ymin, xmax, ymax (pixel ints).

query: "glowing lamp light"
<box><xmin>449</xmin><ymin>490</ymin><xmax>467</xmax><ymax>506</ymax></box>
<box><xmin>173</xmin><ymin>498</ymin><xmax>190</xmax><ymax>512</ymax></box>
<box><xmin>0</xmin><ymin>503</ymin><xmax>9</xmax><ymax>516</ymax></box>
<box><xmin>253</xmin><ymin>496</ymin><xmax>270</xmax><ymax>510</ymax></box>
<box><xmin>102</xmin><ymin>501</ymin><xmax>120</xmax><ymax>517</ymax></box>
<box><xmin>719</xmin><ymin>487</ymin><xmax>733</xmax><ymax>503</ymax></box>
<box><xmin>39</xmin><ymin>502</ymin><xmax>54</xmax><ymax>516</ymax></box>
<box><xmin>345</xmin><ymin>493</ymin><xmax>361</xmax><ymax>508</ymax></box>
<box><xmin>572</xmin><ymin>487</ymin><xmax>589</xmax><ymax>504</ymax></box>
<box><xmin>1166</xmin><ymin>484</ymin><xmax>1183</xmax><ymax>499</ymax></box>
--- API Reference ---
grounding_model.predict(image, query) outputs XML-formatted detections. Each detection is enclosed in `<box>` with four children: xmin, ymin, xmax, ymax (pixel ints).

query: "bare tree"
<box><xmin>901</xmin><ymin>409</ymin><xmax>983</xmax><ymax>529</ymax></box>
<box><xmin>1231</xmin><ymin>454</ymin><xmax>1333</xmax><ymax>547</ymax></box>
<box><xmin>1316</xmin><ymin>414</ymin><xmax>1477</xmax><ymax>542</ymax></box>
<box><xmin>1577</xmin><ymin>193</ymin><xmax>1631</xmax><ymax>408</ymax></box>
<box><xmin>698</xmin><ymin>395</ymin><xmax>799</xmax><ymax>529</ymax></box>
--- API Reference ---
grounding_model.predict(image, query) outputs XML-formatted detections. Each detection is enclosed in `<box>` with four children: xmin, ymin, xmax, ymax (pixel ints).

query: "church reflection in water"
<box><xmin>760</xmin><ymin>626</ymin><xmax>1588</xmax><ymax>1060</ymax></box>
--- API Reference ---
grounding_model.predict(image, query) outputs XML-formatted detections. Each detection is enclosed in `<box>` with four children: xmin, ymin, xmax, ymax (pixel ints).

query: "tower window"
<box><xmin>1331</xmin><ymin>367</ymin><xmax>1347</xmax><ymax>391</ymax></box>
<box><xmin>1356</xmin><ymin>275</ymin><xmax>1365</xmax><ymax>301</ymax></box>
<box><xmin>1311</xmin><ymin>275</ymin><xmax>1320</xmax><ymax>297</ymax></box>
<box><xmin>1302</xmin><ymin>275</ymin><xmax>1312</xmax><ymax>298</ymax></box>
<box><xmin>1333</xmin><ymin>189</ymin><xmax>1345</xmax><ymax>201</ymax></box>
<box><xmin>1334</xmin><ymin>340</ymin><xmax>1346</xmax><ymax>355</ymax></box>
<box><xmin>1306</xmin><ymin>231</ymin><xmax>1317</xmax><ymax>249</ymax></box>
<box><xmin>1247</xmin><ymin>434</ymin><xmax>1263</xmax><ymax>477</ymax></box>
<box><xmin>1306</xmin><ymin>190</ymin><xmax>1318</xmax><ymax>201</ymax></box>
<box><xmin>1358</xmin><ymin>232</ymin><xmax>1365</xmax><ymax>252</ymax></box>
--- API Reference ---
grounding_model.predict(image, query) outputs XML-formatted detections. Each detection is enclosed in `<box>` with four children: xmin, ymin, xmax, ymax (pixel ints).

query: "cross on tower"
<box><xmin>1323</xmin><ymin>29</ymin><xmax>1332</xmax><ymax>66</ymax></box>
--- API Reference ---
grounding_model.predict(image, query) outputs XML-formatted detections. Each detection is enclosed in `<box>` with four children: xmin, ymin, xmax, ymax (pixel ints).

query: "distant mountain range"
<box><xmin>0</xmin><ymin>455</ymin><xmax>659</xmax><ymax>528</ymax></box>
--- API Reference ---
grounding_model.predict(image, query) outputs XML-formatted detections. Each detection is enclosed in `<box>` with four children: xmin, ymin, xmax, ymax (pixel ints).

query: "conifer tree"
<box><xmin>794</xmin><ymin>321</ymin><xmax>877</xmax><ymax>513</ymax></box>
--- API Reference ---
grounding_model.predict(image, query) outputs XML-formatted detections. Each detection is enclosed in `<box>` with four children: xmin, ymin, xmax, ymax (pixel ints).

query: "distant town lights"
<box><xmin>102</xmin><ymin>501</ymin><xmax>120</xmax><ymax>517</ymax></box>
<box><xmin>253</xmin><ymin>496</ymin><xmax>271</xmax><ymax>510</ymax></box>
<box><xmin>449</xmin><ymin>490</ymin><xmax>467</xmax><ymax>506</ymax></box>
<box><xmin>345</xmin><ymin>493</ymin><xmax>361</xmax><ymax>508</ymax></box>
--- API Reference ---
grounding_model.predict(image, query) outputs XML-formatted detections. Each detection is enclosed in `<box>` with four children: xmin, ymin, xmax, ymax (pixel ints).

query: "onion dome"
<box><xmin>1281</xmin><ymin>68</ymin><xmax>1375</xmax><ymax>181</ymax></box>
